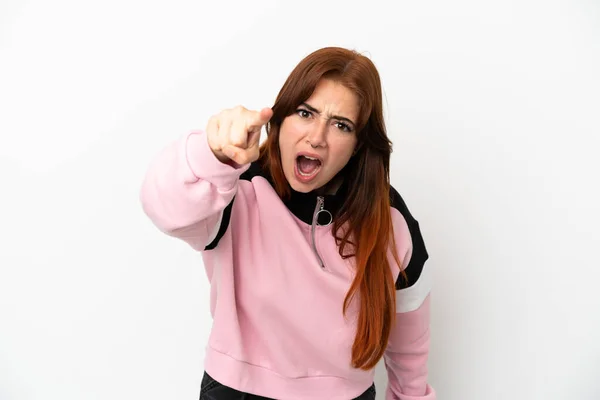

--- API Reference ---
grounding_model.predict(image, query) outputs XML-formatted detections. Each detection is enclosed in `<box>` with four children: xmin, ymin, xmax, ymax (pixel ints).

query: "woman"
<box><xmin>140</xmin><ymin>47</ymin><xmax>435</xmax><ymax>400</ymax></box>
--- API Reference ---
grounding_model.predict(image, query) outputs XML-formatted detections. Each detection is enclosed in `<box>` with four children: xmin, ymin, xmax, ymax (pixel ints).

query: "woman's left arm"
<box><xmin>383</xmin><ymin>289</ymin><xmax>436</xmax><ymax>400</ymax></box>
<box><xmin>384</xmin><ymin>188</ymin><xmax>436</xmax><ymax>400</ymax></box>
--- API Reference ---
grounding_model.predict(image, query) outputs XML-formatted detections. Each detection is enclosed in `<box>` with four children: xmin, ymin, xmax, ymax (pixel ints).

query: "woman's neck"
<box><xmin>315</xmin><ymin>175</ymin><xmax>344</xmax><ymax>196</ymax></box>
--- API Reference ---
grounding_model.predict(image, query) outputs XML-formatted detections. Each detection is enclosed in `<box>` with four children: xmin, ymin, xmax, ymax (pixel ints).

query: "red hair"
<box><xmin>258</xmin><ymin>47</ymin><xmax>404</xmax><ymax>370</ymax></box>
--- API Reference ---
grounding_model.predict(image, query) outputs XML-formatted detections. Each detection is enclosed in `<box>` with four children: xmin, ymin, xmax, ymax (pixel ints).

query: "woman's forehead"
<box><xmin>303</xmin><ymin>79</ymin><xmax>360</xmax><ymax>121</ymax></box>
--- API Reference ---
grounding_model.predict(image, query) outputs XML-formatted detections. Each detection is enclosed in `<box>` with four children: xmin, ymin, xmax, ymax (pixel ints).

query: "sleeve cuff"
<box><xmin>185</xmin><ymin>130</ymin><xmax>250</xmax><ymax>190</ymax></box>
<box><xmin>388</xmin><ymin>384</ymin><xmax>436</xmax><ymax>400</ymax></box>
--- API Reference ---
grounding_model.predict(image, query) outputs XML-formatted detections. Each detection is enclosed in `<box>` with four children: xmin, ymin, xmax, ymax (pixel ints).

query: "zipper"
<box><xmin>311</xmin><ymin>196</ymin><xmax>332</xmax><ymax>269</ymax></box>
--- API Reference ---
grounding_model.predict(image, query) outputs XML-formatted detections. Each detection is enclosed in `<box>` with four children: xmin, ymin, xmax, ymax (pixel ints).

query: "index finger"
<box><xmin>247</xmin><ymin>107</ymin><xmax>273</xmax><ymax>130</ymax></box>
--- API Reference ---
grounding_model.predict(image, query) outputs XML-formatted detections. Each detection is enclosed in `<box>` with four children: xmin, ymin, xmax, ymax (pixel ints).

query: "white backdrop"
<box><xmin>1</xmin><ymin>1</ymin><xmax>599</xmax><ymax>399</ymax></box>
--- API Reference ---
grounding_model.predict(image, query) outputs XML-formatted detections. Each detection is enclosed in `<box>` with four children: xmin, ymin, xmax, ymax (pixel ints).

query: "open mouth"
<box><xmin>295</xmin><ymin>154</ymin><xmax>322</xmax><ymax>181</ymax></box>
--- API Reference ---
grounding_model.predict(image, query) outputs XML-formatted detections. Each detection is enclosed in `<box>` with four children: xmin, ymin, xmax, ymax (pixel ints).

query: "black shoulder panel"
<box><xmin>389</xmin><ymin>186</ymin><xmax>429</xmax><ymax>290</ymax></box>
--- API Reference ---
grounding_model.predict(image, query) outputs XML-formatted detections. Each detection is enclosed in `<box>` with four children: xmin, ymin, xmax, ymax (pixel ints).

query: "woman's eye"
<box><xmin>336</xmin><ymin>122</ymin><xmax>352</xmax><ymax>132</ymax></box>
<box><xmin>297</xmin><ymin>109</ymin><xmax>311</xmax><ymax>118</ymax></box>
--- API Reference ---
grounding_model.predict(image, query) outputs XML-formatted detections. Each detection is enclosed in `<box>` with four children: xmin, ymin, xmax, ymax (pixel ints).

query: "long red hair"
<box><xmin>258</xmin><ymin>47</ymin><xmax>404</xmax><ymax>370</ymax></box>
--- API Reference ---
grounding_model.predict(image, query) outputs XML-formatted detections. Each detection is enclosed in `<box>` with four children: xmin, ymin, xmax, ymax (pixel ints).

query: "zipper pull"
<box><xmin>315</xmin><ymin>196</ymin><xmax>332</xmax><ymax>226</ymax></box>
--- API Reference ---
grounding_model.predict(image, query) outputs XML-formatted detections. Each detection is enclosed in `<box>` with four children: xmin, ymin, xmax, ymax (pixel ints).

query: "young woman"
<box><xmin>140</xmin><ymin>47</ymin><xmax>435</xmax><ymax>400</ymax></box>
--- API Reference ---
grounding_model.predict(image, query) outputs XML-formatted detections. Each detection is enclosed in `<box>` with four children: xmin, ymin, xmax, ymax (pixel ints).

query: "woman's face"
<box><xmin>279</xmin><ymin>79</ymin><xmax>359</xmax><ymax>193</ymax></box>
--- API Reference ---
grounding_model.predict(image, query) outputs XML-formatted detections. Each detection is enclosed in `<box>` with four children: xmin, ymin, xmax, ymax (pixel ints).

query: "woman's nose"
<box><xmin>306</xmin><ymin>121</ymin><xmax>327</xmax><ymax>148</ymax></box>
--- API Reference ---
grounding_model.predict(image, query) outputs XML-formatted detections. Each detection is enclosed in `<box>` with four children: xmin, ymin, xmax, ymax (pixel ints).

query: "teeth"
<box><xmin>303</xmin><ymin>155</ymin><xmax>318</xmax><ymax>161</ymax></box>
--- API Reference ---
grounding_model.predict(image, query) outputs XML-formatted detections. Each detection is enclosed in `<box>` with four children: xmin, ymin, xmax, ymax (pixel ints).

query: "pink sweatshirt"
<box><xmin>140</xmin><ymin>130</ymin><xmax>436</xmax><ymax>400</ymax></box>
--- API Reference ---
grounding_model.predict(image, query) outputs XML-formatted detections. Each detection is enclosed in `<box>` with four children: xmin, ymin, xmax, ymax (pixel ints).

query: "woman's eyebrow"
<box><xmin>301</xmin><ymin>102</ymin><xmax>356</xmax><ymax>126</ymax></box>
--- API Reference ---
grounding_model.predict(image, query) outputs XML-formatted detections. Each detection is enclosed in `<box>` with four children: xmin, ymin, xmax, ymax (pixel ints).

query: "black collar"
<box><xmin>283</xmin><ymin>183</ymin><xmax>348</xmax><ymax>226</ymax></box>
<box><xmin>242</xmin><ymin>162</ymin><xmax>349</xmax><ymax>226</ymax></box>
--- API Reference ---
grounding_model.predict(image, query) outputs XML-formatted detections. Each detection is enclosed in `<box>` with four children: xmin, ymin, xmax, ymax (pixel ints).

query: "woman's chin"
<box><xmin>288</xmin><ymin>178</ymin><xmax>317</xmax><ymax>193</ymax></box>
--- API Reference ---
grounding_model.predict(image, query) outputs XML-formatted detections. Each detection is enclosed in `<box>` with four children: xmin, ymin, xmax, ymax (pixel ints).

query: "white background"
<box><xmin>1</xmin><ymin>1</ymin><xmax>599</xmax><ymax>399</ymax></box>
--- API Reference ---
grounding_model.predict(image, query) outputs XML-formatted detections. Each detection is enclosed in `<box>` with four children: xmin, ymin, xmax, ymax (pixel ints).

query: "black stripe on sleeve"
<box><xmin>203</xmin><ymin>198</ymin><xmax>235</xmax><ymax>251</ymax></box>
<box><xmin>203</xmin><ymin>162</ymin><xmax>264</xmax><ymax>251</ymax></box>
<box><xmin>389</xmin><ymin>186</ymin><xmax>429</xmax><ymax>290</ymax></box>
